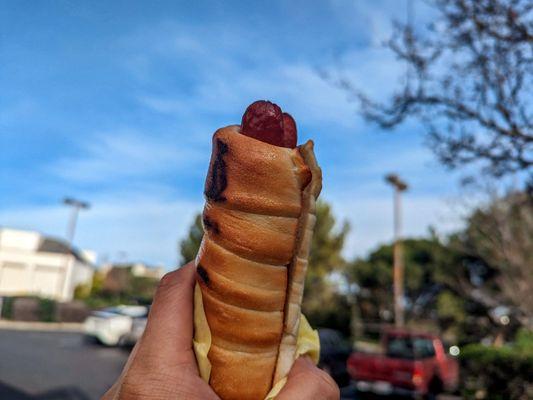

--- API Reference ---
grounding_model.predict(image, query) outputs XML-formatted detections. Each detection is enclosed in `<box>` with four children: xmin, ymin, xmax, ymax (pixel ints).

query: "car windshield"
<box><xmin>386</xmin><ymin>336</ymin><xmax>435</xmax><ymax>359</ymax></box>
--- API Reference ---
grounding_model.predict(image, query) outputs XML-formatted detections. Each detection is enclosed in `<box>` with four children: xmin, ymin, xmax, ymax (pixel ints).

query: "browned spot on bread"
<box><xmin>205</xmin><ymin>138</ymin><xmax>229</xmax><ymax>202</ymax></box>
<box><xmin>203</xmin><ymin>215</ymin><xmax>220</xmax><ymax>235</ymax></box>
<box><xmin>197</xmin><ymin>264</ymin><xmax>210</xmax><ymax>286</ymax></box>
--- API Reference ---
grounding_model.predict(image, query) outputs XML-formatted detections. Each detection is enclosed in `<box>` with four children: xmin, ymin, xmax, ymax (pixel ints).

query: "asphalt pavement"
<box><xmin>0</xmin><ymin>328</ymin><xmax>460</xmax><ymax>400</ymax></box>
<box><xmin>0</xmin><ymin>329</ymin><xmax>128</xmax><ymax>400</ymax></box>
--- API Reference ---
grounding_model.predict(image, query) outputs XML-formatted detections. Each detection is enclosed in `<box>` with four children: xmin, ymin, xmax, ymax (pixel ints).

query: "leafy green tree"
<box><xmin>308</xmin><ymin>201</ymin><xmax>350</xmax><ymax>280</ymax></box>
<box><xmin>347</xmin><ymin>237</ymin><xmax>449</xmax><ymax>323</ymax></box>
<box><xmin>303</xmin><ymin>201</ymin><xmax>351</xmax><ymax>334</ymax></box>
<box><xmin>461</xmin><ymin>191</ymin><xmax>533</xmax><ymax>327</ymax></box>
<box><xmin>432</xmin><ymin>190</ymin><xmax>533</xmax><ymax>336</ymax></box>
<box><xmin>436</xmin><ymin>290</ymin><xmax>466</xmax><ymax>338</ymax></box>
<box><xmin>82</xmin><ymin>266</ymin><xmax>160</xmax><ymax>308</ymax></box>
<box><xmin>179</xmin><ymin>213</ymin><xmax>204</xmax><ymax>265</ymax></box>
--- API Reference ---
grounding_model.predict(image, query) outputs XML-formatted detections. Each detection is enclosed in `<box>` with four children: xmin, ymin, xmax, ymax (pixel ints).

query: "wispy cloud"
<box><xmin>48</xmin><ymin>130</ymin><xmax>203</xmax><ymax>183</ymax></box>
<box><xmin>128</xmin><ymin>23</ymin><xmax>403</xmax><ymax>132</ymax></box>
<box><xmin>330</xmin><ymin>193</ymin><xmax>465</xmax><ymax>259</ymax></box>
<box><xmin>2</xmin><ymin>0</ymin><xmax>469</xmax><ymax>268</ymax></box>
<box><xmin>138</xmin><ymin>96</ymin><xmax>190</xmax><ymax>115</ymax></box>
<box><xmin>0</xmin><ymin>193</ymin><xmax>202</xmax><ymax>267</ymax></box>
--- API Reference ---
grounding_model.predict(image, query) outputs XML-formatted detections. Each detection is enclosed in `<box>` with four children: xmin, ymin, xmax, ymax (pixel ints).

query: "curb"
<box><xmin>0</xmin><ymin>320</ymin><xmax>84</xmax><ymax>332</ymax></box>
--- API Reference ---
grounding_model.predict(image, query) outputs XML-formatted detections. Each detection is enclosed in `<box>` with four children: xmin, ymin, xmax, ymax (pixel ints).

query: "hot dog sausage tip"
<box><xmin>241</xmin><ymin>100</ymin><xmax>298</xmax><ymax>148</ymax></box>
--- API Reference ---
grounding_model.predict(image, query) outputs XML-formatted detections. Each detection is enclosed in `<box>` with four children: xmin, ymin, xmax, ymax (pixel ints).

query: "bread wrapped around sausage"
<box><xmin>195</xmin><ymin>102</ymin><xmax>322</xmax><ymax>400</ymax></box>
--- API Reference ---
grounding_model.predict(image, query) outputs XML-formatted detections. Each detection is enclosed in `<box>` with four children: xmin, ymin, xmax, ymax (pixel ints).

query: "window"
<box><xmin>387</xmin><ymin>337</ymin><xmax>415</xmax><ymax>359</ymax></box>
<box><xmin>0</xmin><ymin>262</ymin><xmax>28</xmax><ymax>292</ymax></box>
<box><xmin>413</xmin><ymin>338</ymin><xmax>435</xmax><ymax>358</ymax></box>
<box><xmin>386</xmin><ymin>336</ymin><xmax>435</xmax><ymax>359</ymax></box>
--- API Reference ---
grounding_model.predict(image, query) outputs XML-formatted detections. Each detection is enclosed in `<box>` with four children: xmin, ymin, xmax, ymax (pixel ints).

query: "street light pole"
<box><xmin>385</xmin><ymin>174</ymin><xmax>408</xmax><ymax>327</ymax></box>
<box><xmin>63</xmin><ymin>197</ymin><xmax>90</xmax><ymax>244</ymax></box>
<box><xmin>61</xmin><ymin>197</ymin><xmax>90</xmax><ymax>301</ymax></box>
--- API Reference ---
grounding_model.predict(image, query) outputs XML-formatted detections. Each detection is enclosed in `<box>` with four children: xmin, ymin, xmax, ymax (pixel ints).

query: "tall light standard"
<box><xmin>63</xmin><ymin>197</ymin><xmax>90</xmax><ymax>244</ymax></box>
<box><xmin>61</xmin><ymin>197</ymin><xmax>90</xmax><ymax>301</ymax></box>
<box><xmin>385</xmin><ymin>174</ymin><xmax>408</xmax><ymax>327</ymax></box>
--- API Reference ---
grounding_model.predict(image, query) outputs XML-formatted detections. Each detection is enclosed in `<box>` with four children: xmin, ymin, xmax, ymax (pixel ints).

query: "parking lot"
<box><xmin>0</xmin><ymin>329</ymin><xmax>128</xmax><ymax>400</ymax></box>
<box><xmin>0</xmin><ymin>328</ymin><xmax>462</xmax><ymax>400</ymax></box>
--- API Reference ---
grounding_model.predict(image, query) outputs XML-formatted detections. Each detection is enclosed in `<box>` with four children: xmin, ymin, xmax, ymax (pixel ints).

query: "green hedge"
<box><xmin>460</xmin><ymin>335</ymin><xmax>533</xmax><ymax>400</ymax></box>
<box><xmin>1</xmin><ymin>297</ymin><xmax>14</xmax><ymax>319</ymax></box>
<box><xmin>38</xmin><ymin>298</ymin><xmax>56</xmax><ymax>322</ymax></box>
<box><xmin>1</xmin><ymin>296</ymin><xmax>57</xmax><ymax>322</ymax></box>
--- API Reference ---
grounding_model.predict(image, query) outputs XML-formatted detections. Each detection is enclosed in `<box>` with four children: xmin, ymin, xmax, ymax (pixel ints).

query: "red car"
<box><xmin>347</xmin><ymin>329</ymin><xmax>459</xmax><ymax>399</ymax></box>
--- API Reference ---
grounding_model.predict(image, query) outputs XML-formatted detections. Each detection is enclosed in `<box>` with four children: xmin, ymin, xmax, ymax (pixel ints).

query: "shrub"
<box><xmin>38</xmin><ymin>298</ymin><xmax>56</xmax><ymax>322</ymax></box>
<box><xmin>1</xmin><ymin>297</ymin><xmax>14</xmax><ymax>319</ymax></box>
<box><xmin>74</xmin><ymin>283</ymin><xmax>92</xmax><ymax>300</ymax></box>
<box><xmin>460</xmin><ymin>339</ymin><xmax>533</xmax><ymax>400</ymax></box>
<box><xmin>1</xmin><ymin>297</ymin><xmax>58</xmax><ymax>322</ymax></box>
<box><xmin>514</xmin><ymin>328</ymin><xmax>533</xmax><ymax>352</ymax></box>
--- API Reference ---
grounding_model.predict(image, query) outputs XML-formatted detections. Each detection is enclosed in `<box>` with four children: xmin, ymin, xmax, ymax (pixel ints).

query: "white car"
<box><xmin>84</xmin><ymin>305</ymin><xmax>148</xmax><ymax>346</ymax></box>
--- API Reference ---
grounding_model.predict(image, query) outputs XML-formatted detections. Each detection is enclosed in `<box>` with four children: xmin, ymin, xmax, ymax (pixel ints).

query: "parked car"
<box><xmin>318</xmin><ymin>329</ymin><xmax>352</xmax><ymax>387</ymax></box>
<box><xmin>347</xmin><ymin>329</ymin><xmax>459</xmax><ymax>399</ymax></box>
<box><xmin>84</xmin><ymin>305</ymin><xmax>148</xmax><ymax>346</ymax></box>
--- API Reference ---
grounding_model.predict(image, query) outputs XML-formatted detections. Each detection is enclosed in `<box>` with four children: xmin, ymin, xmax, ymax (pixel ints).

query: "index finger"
<box><xmin>139</xmin><ymin>262</ymin><xmax>197</xmax><ymax>366</ymax></box>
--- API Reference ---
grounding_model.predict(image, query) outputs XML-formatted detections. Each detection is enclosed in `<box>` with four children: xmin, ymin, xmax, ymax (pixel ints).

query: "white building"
<box><xmin>0</xmin><ymin>228</ymin><xmax>95</xmax><ymax>301</ymax></box>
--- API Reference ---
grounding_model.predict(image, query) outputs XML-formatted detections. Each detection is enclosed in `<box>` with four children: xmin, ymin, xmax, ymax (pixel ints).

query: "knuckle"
<box><xmin>157</xmin><ymin>271</ymin><xmax>177</xmax><ymax>289</ymax></box>
<box><xmin>156</xmin><ymin>270</ymin><xmax>184</xmax><ymax>295</ymax></box>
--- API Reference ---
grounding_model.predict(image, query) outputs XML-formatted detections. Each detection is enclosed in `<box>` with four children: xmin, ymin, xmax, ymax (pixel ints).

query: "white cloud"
<box><xmin>0</xmin><ymin>194</ymin><xmax>202</xmax><ymax>268</ymax></box>
<box><xmin>136</xmin><ymin>60</ymin><xmax>367</xmax><ymax>130</ymax></box>
<box><xmin>131</xmin><ymin>32</ymin><xmax>403</xmax><ymax>134</ymax></box>
<box><xmin>49</xmin><ymin>129</ymin><xmax>203</xmax><ymax>183</ymax></box>
<box><xmin>138</xmin><ymin>96</ymin><xmax>190</xmax><ymax>115</ymax></box>
<box><xmin>1</xmin><ymin>1</ymin><xmax>466</xmax><ymax>270</ymax></box>
<box><xmin>331</xmin><ymin>193</ymin><xmax>465</xmax><ymax>259</ymax></box>
<box><xmin>1</xmin><ymin>191</ymin><xmax>466</xmax><ymax>268</ymax></box>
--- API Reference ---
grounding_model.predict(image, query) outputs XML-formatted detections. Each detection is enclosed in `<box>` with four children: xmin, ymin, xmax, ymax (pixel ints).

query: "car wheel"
<box><xmin>117</xmin><ymin>335</ymin><xmax>129</xmax><ymax>347</ymax></box>
<box><xmin>84</xmin><ymin>335</ymin><xmax>99</xmax><ymax>345</ymax></box>
<box><xmin>424</xmin><ymin>378</ymin><xmax>443</xmax><ymax>400</ymax></box>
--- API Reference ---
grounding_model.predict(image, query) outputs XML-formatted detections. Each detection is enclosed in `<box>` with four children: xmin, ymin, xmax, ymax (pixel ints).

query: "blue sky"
<box><xmin>1</xmin><ymin>0</ymin><xmax>466</xmax><ymax>267</ymax></box>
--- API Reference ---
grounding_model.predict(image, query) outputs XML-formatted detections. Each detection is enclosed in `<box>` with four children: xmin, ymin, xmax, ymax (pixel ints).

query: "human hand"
<box><xmin>102</xmin><ymin>262</ymin><xmax>340</xmax><ymax>400</ymax></box>
<box><xmin>101</xmin><ymin>262</ymin><xmax>218</xmax><ymax>400</ymax></box>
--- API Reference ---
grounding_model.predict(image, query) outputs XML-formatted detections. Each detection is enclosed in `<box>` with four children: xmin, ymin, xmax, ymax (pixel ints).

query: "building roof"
<box><xmin>37</xmin><ymin>237</ymin><xmax>92</xmax><ymax>265</ymax></box>
<box><xmin>0</xmin><ymin>228</ymin><xmax>97</xmax><ymax>267</ymax></box>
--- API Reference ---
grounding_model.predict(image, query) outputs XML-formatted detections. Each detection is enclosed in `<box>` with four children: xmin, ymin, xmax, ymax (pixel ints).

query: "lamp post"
<box><xmin>63</xmin><ymin>197</ymin><xmax>90</xmax><ymax>244</ymax></box>
<box><xmin>385</xmin><ymin>174</ymin><xmax>408</xmax><ymax>327</ymax></box>
<box><xmin>61</xmin><ymin>197</ymin><xmax>90</xmax><ymax>301</ymax></box>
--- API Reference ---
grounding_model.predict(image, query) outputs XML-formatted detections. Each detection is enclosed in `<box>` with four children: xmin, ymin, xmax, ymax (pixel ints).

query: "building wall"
<box><xmin>0</xmin><ymin>229</ymin><xmax>94</xmax><ymax>301</ymax></box>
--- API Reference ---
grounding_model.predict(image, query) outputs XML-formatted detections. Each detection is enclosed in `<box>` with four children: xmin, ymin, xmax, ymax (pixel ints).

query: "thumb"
<box><xmin>276</xmin><ymin>357</ymin><xmax>340</xmax><ymax>400</ymax></box>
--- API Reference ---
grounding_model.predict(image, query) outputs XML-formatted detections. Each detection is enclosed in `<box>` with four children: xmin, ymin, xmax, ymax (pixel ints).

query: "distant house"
<box><xmin>101</xmin><ymin>262</ymin><xmax>165</xmax><ymax>281</ymax></box>
<box><xmin>0</xmin><ymin>228</ymin><xmax>95</xmax><ymax>301</ymax></box>
<box><xmin>101</xmin><ymin>262</ymin><xmax>165</xmax><ymax>293</ymax></box>
<box><xmin>100</xmin><ymin>263</ymin><xmax>165</xmax><ymax>300</ymax></box>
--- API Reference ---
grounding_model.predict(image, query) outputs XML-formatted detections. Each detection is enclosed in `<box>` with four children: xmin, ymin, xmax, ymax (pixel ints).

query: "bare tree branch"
<box><xmin>334</xmin><ymin>0</ymin><xmax>533</xmax><ymax>179</ymax></box>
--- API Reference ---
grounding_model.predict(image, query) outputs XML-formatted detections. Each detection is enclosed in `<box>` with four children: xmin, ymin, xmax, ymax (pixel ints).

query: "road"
<box><xmin>0</xmin><ymin>329</ymin><xmax>461</xmax><ymax>400</ymax></box>
<box><xmin>0</xmin><ymin>329</ymin><xmax>128</xmax><ymax>400</ymax></box>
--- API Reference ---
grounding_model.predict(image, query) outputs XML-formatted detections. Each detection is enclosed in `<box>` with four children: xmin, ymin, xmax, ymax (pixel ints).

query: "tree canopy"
<box><xmin>179</xmin><ymin>213</ymin><xmax>203</xmax><ymax>265</ymax></box>
<box><xmin>303</xmin><ymin>201</ymin><xmax>351</xmax><ymax>334</ymax></box>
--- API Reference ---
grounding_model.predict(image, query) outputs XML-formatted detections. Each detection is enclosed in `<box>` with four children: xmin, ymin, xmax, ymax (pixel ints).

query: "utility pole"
<box><xmin>385</xmin><ymin>174</ymin><xmax>408</xmax><ymax>327</ymax></box>
<box><xmin>61</xmin><ymin>197</ymin><xmax>90</xmax><ymax>301</ymax></box>
<box><xmin>63</xmin><ymin>197</ymin><xmax>90</xmax><ymax>244</ymax></box>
